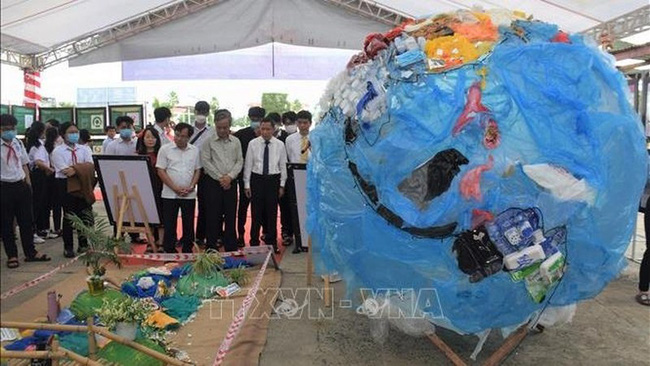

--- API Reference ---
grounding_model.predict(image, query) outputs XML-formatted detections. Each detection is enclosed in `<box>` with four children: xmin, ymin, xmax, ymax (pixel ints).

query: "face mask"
<box><xmin>285</xmin><ymin>125</ymin><xmax>297</xmax><ymax>134</ymax></box>
<box><xmin>195</xmin><ymin>115</ymin><xmax>207</xmax><ymax>124</ymax></box>
<box><xmin>250</xmin><ymin>121</ymin><xmax>261</xmax><ymax>129</ymax></box>
<box><xmin>67</xmin><ymin>133</ymin><xmax>79</xmax><ymax>144</ymax></box>
<box><xmin>120</xmin><ymin>129</ymin><xmax>133</xmax><ymax>139</ymax></box>
<box><xmin>1</xmin><ymin>130</ymin><xmax>16</xmax><ymax>141</ymax></box>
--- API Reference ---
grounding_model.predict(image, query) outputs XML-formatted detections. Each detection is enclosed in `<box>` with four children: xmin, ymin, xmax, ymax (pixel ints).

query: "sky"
<box><xmin>0</xmin><ymin>60</ymin><xmax>333</xmax><ymax>120</ymax></box>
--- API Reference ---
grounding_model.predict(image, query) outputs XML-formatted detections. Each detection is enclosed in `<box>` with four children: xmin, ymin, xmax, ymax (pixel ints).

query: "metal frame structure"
<box><xmin>322</xmin><ymin>0</ymin><xmax>413</xmax><ymax>26</ymax></box>
<box><xmin>1</xmin><ymin>0</ymin><xmax>226</xmax><ymax>71</ymax></box>
<box><xmin>582</xmin><ymin>5</ymin><xmax>650</xmax><ymax>42</ymax></box>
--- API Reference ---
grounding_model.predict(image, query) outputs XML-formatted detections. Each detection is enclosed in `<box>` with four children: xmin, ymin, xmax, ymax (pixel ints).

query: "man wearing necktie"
<box><xmin>284</xmin><ymin>110</ymin><xmax>312</xmax><ymax>253</ymax></box>
<box><xmin>243</xmin><ymin>117</ymin><xmax>287</xmax><ymax>253</ymax></box>
<box><xmin>1</xmin><ymin>114</ymin><xmax>51</xmax><ymax>268</ymax></box>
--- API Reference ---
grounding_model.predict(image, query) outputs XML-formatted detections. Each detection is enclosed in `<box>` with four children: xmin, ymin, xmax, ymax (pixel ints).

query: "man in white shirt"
<box><xmin>101</xmin><ymin>125</ymin><xmax>117</xmax><ymax>153</ymax></box>
<box><xmin>156</xmin><ymin>123</ymin><xmax>202</xmax><ymax>253</ymax></box>
<box><xmin>285</xmin><ymin>110</ymin><xmax>312</xmax><ymax>164</ymax></box>
<box><xmin>191</xmin><ymin>101</ymin><xmax>215</xmax><ymax>247</ymax></box>
<box><xmin>284</xmin><ymin>110</ymin><xmax>312</xmax><ymax>253</ymax></box>
<box><xmin>201</xmin><ymin>109</ymin><xmax>243</xmax><ymax>252</ymax></box>
<box><xmin>153</xmin><ymin>107</ymin><xmax>172</xmax><ymax>145</ymax></box>
<box><xmin>105</xmin><ymin>116</ymin><xmax>137</xmax><ymax>155</ymax></box>
<box><xmin>243</xmin><ymin>117</ymin><xmax>287</xmax><ymax>253</ymax></box>
<box><xmin>1</xmin><ymin>114</ymin><xmax>51</xmax><ymax>267</ymax></box>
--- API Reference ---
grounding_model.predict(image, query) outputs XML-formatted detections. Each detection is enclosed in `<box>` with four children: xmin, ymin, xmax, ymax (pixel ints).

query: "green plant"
<box><xmin>67</xmin><ymin>211</ymin><xmax>131</xmax><ymax>277</ymax></box>
<box><xmin>191</xmin><ymin>248</ymin><xmax>224</xmax><ymax>277</ymax></box>
<box><xmin>227</xmin><ymin>266</ymin><xmax>250</xmax><ymax>286</ymax></box>
<box><xmin>97</xmin><ymin>297</ymin><xmax>151</xmax><ymax>329</ymax></box>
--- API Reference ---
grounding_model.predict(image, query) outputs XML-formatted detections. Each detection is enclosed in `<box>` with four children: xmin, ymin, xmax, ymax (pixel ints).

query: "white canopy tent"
<box><xmin>1</xmin><ymin>0</ymin><xmax>649</xmax><ymax>72</ymax></box>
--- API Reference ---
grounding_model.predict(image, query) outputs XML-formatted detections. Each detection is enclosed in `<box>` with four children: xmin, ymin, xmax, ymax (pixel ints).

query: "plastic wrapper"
<box><xmin>309</xmin><ymin>9</ymin><xmax>647</xmax><ymax>335</ymax></box>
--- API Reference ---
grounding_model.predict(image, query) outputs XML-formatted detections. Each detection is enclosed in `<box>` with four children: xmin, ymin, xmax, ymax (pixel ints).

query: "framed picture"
<box><xmin>11</xmin><ymin>106</ymin><xmax>36</xmax><ymax>134</ymax></box>
<box><xmin>94</xmin><ymin>155</ymin><xmax>162</xmax><ymax>226</ymax></box>
<box><xmin>109</xmin><ymin>104</ymin><xmax>144</xmax><ymax>130</ymax></box>
<box><xmin>76</xmin><ymin>107</ymin><xmax>107</xmax><ymax>134</ymax></box>
<box><xmin>0</xmin><ymin>104</ymin><xmax>9</xmax><ymax>115</ymax></box>
<box><xmin>39</xmin><ymin>107</ymin><xmax>74</xmax><ymax>124</ymax></box>
<box><xmin>288</xmin><ymin>163</ymin><xmax>308</xmax><ymax>249</ymax></box>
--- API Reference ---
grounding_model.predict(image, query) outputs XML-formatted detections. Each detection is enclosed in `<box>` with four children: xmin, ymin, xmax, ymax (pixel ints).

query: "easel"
<box><xmin>113</xmin><ymin>171</ymin><xmax>157</xmax><ymax>253</ymax></box>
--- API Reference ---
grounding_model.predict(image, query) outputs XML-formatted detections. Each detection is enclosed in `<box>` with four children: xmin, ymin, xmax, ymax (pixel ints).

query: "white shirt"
<box><xmin>105</xmin><ymin>138</ymin><xmax>137</xmax><ymax>155</ymax></box>
<box><xmin>154</xmin><ymin>124</ymin><xmax>172</xmax><ymax>145</ymax></box>
<box><xmin>102</xmin><ymin>137</ymin><xmax>116</xmax><ymax>153</ymax></box>
<box><xmin>156</xmin><ymin>143</ymin><xmax>202</xmax><ymax>199</ymax></box>
<box><xmin>51</xmin><ymin>143</ymin><xmax>94</xmax><ymax>179</ymax></box>
<box><xmin>285</xmin><ymin>132</ymin><xmax>311</xmax><ymax>163</ymax></box>
<box><xmin>28</xmin><ymin>142</ymin><xmax>50</xmax><ymax>169</ymax></box>
<box><xmin>243</xmin><ymin>136</ymin><xmax>287</xmax><ymax>189</ymax></box>
<box><xmin>190</xmin><ymin>125</ymin><xmax>214</xmax><ymax>151</ymax></box>
<box><xmin>1</xmin><ymin>138</ymin><xmax>29</xmax><ymax>182</ymax></box>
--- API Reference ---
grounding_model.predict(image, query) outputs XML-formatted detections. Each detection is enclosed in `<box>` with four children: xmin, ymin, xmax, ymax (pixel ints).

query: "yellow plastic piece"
<box><xmin>145</xmin><ymin>310</ymin><xmax>179</xmax><ymax>329</ymax></box>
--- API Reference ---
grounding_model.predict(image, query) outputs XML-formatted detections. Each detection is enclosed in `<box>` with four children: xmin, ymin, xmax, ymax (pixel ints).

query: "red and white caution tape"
<box><xmin>117</xmin><ymin>246</ymin><xmax>272</xmax><ymax>262</ymax></box>
<box><xmin>0</xmin><ymin>255</ymin><xmax>81</xmax><ymax>300</ymax></box>
<box><xmin>212</xmin><ymin>249</ymin><xmax>273</xmax><ymax>366</ymax></box>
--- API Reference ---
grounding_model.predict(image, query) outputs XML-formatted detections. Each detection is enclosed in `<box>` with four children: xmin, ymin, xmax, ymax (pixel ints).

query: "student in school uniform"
<box><xmin>101</xmin><ymin>125</ymin><xmax>117</xmax><ymax>153</ymax></box>
<box><xmin>25</xmin><ymin>121</ymin><xmax>54</xmax><ymax>242</ymax></box>
<box><xmin>1</xmin><ymin>114</ymin><xmax>51</xmax><ymax>268</ymax></box>
<box><xmin>51</xmin><ymin>122</ymin><xmax>95</xmax><ymax>258</ymax></box>
<box><xmin>243</xmin><ymin>117</ymin><xmax>287</xmax><ymax>253</ymax></box>
<box><xmin>44</xmin><ymin>126</ymin><xmax>63</xmax><ymax>239</ymax></box>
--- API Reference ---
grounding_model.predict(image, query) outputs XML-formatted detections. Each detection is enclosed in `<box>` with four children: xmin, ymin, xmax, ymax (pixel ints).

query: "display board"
<box><xmin>11</xmin><ymin>106</ymin><xmax>36</xmax><ymax>134</ymax></box>
<box><xmin>288</xmin><ymin>163</ymin><xmax>308</xmax><ymax>249</ymax></box>
<box><xmin>109</xmin><ymin>105</ymin><xmax>144</xmax><ymax>129</ymax></box>
<box><xmin>94</xmin><ymin>155</ymin><xmax>162</xmax><ymax>225</ymax></box>
<box><xmin>39</xmin><ymin>107</ymin><xmax>74</xmax><ymax>124</ymax></box>
<box><xmin>0</xmin><ymin>104</ymin><xmax>9</xmax><ymax>115</ymax></box>
<box><xmin>75</xmin><ymin>107</ymin><xmax>107</xmax><ymax>134</ymax></box>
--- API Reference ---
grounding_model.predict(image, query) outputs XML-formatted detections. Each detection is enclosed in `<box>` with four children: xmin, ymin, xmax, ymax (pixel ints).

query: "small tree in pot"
<box><xmin>67</xmin><ymin>211</ymin><xmax>131</xmax><ymax>295</ymax></box>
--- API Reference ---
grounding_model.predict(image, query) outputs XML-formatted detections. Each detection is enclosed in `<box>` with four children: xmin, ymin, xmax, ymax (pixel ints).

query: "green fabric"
<box><xmin>70</xmin><ymin>289</ymin><xmax>128</xmax><ymax>320</ymax></box>
<box><xmin>159</xmin><ymin>294</ymin><xmax>201</xmax><ymax>323</ymax></box>
<box><xmin>176</xmin><ymin>271</ymin><xmax>229</xmax><ymax>299</ymax></box>
<box><xmin>97</xmin><ymin>337</ymin><xmax>166</xmax><ymax>366</ymax></box>
<box><xmin>59</xmin><ymin>332</ymin><xmax>89</xmax><ymax>357</ymax></box>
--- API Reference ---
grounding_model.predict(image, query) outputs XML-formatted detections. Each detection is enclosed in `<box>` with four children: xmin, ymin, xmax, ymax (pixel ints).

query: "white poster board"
<box><xmin>289</xmin><ymin>164</ymin><xmax>309</xmax><ymax>249</ymax></box>
<box><xmin>94</xmin><ymin>155</ymin><xmax>161</xmax><ymax>225</ymax></box>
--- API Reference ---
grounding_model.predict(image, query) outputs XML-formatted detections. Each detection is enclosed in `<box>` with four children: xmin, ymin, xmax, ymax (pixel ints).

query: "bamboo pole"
<box><xmin>51</xmin><ymin>337</ymin><xmax>60</xmax><ymax>366</ymax></box>
<box><xmin>57</xmin><ymin>347</ymin><xmax>102</xmax><ymax>366</ymax></box>
<box><xmin>1</xmin><ymin>321</ymin><xmax>90</xmax><ymax>333</ymax></box>
<box><xmin>90</xmin><ymin>325</ymin><xmax>187</xmax><ymax>366</ymax></box>
<box><xmin>87</xmin><ymin>317</ymin><xmax>98</xmax><ymax>360</ymax></box>
<box><xmin>306</xmin><ymin>236</ymin><xmax>313</xmax><ymax>286</ymax></box>
<box><xmin>0</xmin><ymin>350</ymin><xmax>52</xmax><ymax>359</ymax></box>
<box><xmin>425</xmin><ymin>332</ymin><xmax>467</xmax><ymax>366</ymax></box>
<box><xmin>483</xmin><ymin>325</ymin><xmax>529</xmax><ymax>366</ymax></box>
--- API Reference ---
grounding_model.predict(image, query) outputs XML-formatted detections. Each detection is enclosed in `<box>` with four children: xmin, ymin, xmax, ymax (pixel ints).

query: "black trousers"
<box><xmin>195</xmin><ymin>171</ymin><xmax>208</xmax><ymax>241</ymax></box>
<box><xmin>280</xmin><ymin>175</ymin><xmax>294</xmax><ymax>238</ymax></box>
<box><xmin>1</xmin><ymin>181</ymin><xmax>37</xmax><ymax>259</ymax></box>
<box><xmin>250</xmin><ymin>173</ymin><xmax>280</xmax><ymax>246</ymax></box>
<box><xmin>56</xmin><ymin>179</ymin><xmax>93</xmax><ymax>252</ymax></box>
<box><xmin>288</xmin><ymin>177</ymin><xmax>303</xmax><ymax>248</ymax></box>
<box><xmin>237</xmin><ymin>174</ymin><xmax>250</xmax><ymax>241</ymax></box>
<box><xmin>641</xmin><ymin>196</ymin><xmax>650</xmax><ymax>292</ymax></box>
<box><xmin>204</xmin><ymin>175</ymin><xmax>238</xmax><ymax>251</ymax></box>
<box><xmin>162</xmin><ymin>198</ymin><xmax>195</xmax><ymax>253</ymax></box>
<box><xmin>48</xmin><ymin>174</ymin><xmax>62</xmax><ymax>231</ymax></box>
<box><xmin>30</xmin><ymin>169</ymin><xmax>50</xmax><ymax>233</ymax></box>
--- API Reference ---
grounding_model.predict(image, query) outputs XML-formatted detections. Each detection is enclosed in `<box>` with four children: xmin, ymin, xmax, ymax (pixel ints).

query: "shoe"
<box><xmin>63</xmin><ymin>250</ymin><xmax>75</xmax><ymax>258</ymax></box>
<box><xmin>37</xmin><ymin>230</ymin><xmax>49</xmax><ymax>238</ymax></box>
<box><xmin>282</xmin><ymin>233</ymin><xmax>293</xmax><ymax>246</ymax></box>
<box><xmin>46</xmin><ymin>231</ymin><xmax>61</xmax><ymax>239</ymax></box>
<box><xmin>237</xmin><ymin>237</ymin><xmax>245</xmax><ymax>248</ymax></box>
<box><xmin>33</xmin><ymin>234</ymin><xmax>45</xmax><ymax>244</ymax></box>
<box><xmin>273</xmin><ymin>246</ymin><xmax>281</xmax><ymax>254</ymax></box>
<box><xmin>292</xmin><ymin>246</ymin><xmax>302</xmax><ymax>254</ymax></box>
<box><xmin>77</xmin><ymin>246</ymin><xmax>88</xmax><ymax>254</ymax></box>
<box><xmin>320</xmin><ymin>272</ymin><xmax>342</xmax><ymax>283</ymax></box>
<box><xmin>216</xmin><ymin>239</ymin><xmax>224</xmax><ymax>248</ymax></box>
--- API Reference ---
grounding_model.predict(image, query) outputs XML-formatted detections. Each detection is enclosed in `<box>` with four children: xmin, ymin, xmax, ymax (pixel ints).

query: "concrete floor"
<box><xmin>1</xmin><ymin>210</ymin><xmax>649</xmax><ymax>365</ymax></box>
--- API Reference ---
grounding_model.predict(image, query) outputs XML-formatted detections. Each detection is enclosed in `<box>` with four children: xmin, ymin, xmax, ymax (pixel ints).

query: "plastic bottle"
<box><xmin>486</xmin><ymin>222</ymin><xmax>516</xmax><ymax>255</ymax></box>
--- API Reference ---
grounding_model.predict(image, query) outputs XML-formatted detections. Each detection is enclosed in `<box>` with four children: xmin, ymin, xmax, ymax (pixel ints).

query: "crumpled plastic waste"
<box><xmin>522</xmin><ymin>164</ymin><xmax>596</xmax><ymax>205</ymax></box>
<box><xmin>460</xmin><ymin>155</ymin><xmax>494</xmax><ymax>201</ymax></box>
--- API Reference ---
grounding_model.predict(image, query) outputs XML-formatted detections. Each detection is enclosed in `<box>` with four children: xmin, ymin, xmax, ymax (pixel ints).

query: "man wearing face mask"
<box><xmin>234</xmin><ymin>106</ymin><xmax>265</xmax><ymax>247</ymax></box>
<box><xmin>105</xmin><ymin>116</ymin><xmax>137</xmax><ymax>155</ymax></box>
<box><xmin>190</xmin><ymin>101</ymin><xmax>215</xmax><ymax>247</ymax></box>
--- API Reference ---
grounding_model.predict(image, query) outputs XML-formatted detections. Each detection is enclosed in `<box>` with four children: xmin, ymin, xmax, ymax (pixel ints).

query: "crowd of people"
<box><xmin>0</xmin><ymin>102</ymin><xmax>313</xmax><ymax>269</ymax></box>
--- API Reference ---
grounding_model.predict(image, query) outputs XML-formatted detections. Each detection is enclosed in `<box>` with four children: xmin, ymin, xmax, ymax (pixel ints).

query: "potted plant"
<box><xmin>97</xmin><ymin>297</ymin><xmax>150</xmax><ymax>341</ymax></box>
<box><xmin>67</xmin><ymin>211</ymin><xmax>131</xmax><ymax>295</ymax></box>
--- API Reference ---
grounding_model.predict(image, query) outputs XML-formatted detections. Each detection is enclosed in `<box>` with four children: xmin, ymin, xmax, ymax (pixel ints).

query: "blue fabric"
<box><xmin>308</xmin><ymin>20</ymin><xmax>647</xmax><ymax>334</ymax></box>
